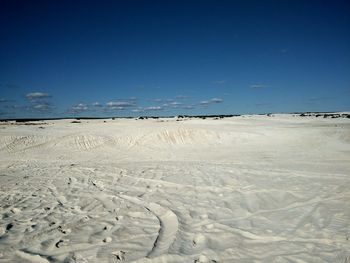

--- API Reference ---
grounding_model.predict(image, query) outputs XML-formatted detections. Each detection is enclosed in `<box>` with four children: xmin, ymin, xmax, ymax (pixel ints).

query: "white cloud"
<box><xmin>107</xmin><ymin>106</ymin><xmax>126</xmax><ymax>110</ymax></box>
<box><xmin>32</xmin><ymin>104</ymin><xmax>52</xmax><ymax>111</ymax></box>
<box><xmin>169</xmin><ymin>101</ymin><xmax>182</xmax><ymax>108</ymax></box>
<box><xmin>182</xmin><ymin>105</ymin><xmax>195</xmax><ymax>109</ymax></box>
<box><xmin>33</xmin><ymin>104</ymin><xmax>46</xmax><ymax>109</ymax></box>
<box><xmin>106</xmin><ymin>101</ymin><xmax>134</xmax><ymax>107</ymax></box>
<box><xmin>211</xmin><ymin>98</ymin><xmax>223</xmax><ymax>103</ymax></box>
<box><xmin>71</xmin><ymin>103</ymin><xmax>88</xmax><ymax>112</ymax></box>
<box><xmin>26</xmin><ymin>92</ymin><xmax>50</xmax><ymax>100</ymax></box>
<box><xmin>105</xmin><ymin>101</ymin><xmax>136</xmax><ymax>111</ymax></box>
<box><xmin>92</xmin><ymin>102</ymin><xmax>102</xmax><ymax>107</ymax></box>
<box><xmin>200</xmin><ymin>100</ymin><xmax>211</xmax><ymax>106</ymax></box>
<box><xmin>144</xmin><ymin>106</ymin><xmax>163</xmax><ymax>111</ymax></box>
<box><xmin>132</xmin><ymin>107</ymin><xmax>144</xmax><ymax>113</ymax></box>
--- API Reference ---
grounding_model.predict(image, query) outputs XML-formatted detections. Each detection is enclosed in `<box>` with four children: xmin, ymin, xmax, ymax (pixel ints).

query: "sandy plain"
<box><xmin>0</xmin><ymin>114</ymin><xmax>349</xmax><ymax>262</ymax></box>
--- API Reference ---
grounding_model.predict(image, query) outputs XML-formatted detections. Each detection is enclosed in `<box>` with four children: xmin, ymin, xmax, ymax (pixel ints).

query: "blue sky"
<box><xmin>0</xmin><ymin>0</ymin><xmax>349</xmax><ymax>118</ymax></box>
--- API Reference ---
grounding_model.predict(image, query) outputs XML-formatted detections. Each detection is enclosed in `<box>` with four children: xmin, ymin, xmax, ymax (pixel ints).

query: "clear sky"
<box><xmin>0</xmin><ymin>0</ymin><xmax>349</xmax><ymax>118</ymax></box>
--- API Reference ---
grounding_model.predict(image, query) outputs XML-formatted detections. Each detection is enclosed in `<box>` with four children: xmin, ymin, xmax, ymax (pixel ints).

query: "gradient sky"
<box><xmin>0</xmin><ymin>0</ymin><xmax>349</xmax><ymax>118</ymax></box>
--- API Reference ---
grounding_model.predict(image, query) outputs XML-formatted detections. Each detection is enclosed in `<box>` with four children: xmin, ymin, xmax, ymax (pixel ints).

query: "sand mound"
<box><xmin>0</xmin><ymin>135</ymin><xmax>49</xmax><ymax>153</ymax></box>
<box><xmin>151</xmin><ymin>128</ymin><xmax>221</xmax><ymax>145</ymax></box>
<box><xmin>52</xmin><ymin>134</ymin><xmax>111</xmax><ymax>151</ymax></box>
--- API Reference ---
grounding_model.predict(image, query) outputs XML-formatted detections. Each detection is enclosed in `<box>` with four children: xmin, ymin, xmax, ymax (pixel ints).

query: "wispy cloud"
<box><xmin>200</xmin><ymin>100</ymin><xmax>211</xmax><ymax>106</ymax></box>
<box><xmin>92</xmin><ymin>102</ymin><xmax>102</xmax><ymax>107</ymax></box>
<box><xmin>210</xmin><ymin>98</ymin><xmax>223</xmax><ymax>103</ymax></box>
<box><xmin>106</xmin><ymin>101</ymin><xmax>134</xmax><ymax>108</ymax></box>
<box><xmin>105</xmin><ymin>101</ymin><xmax>136</xmax><ymax>110</ymax></box>
<box><xmin>250</xmin><ymin>84</ymin><xmax>267</xmax><ymax>89</ymax></box>
<box><xmin>169</xmin><ymin>101</ymin><xmax>182</xmax><ymax>108</ymax></box>
<box><xmin>199</xmin><ymin>97</ymin><xmax>224</xmax><ymax>106</ymax></box>
<box><xmin>144</xmin><ymin>106</ymin><xmax>163</xmax><ymax>111</ymax></box>
<box><xmin>182</xmin><ymin>105</ymin><xmax>195</xmax><ymax>109</ymax></box>
<box><xmin>149</xmin><ymin>96</ymin><xmax>189</xmax><ymax>104</ymax></box>
<box><xmin>131</xmin><ymin>107</ymin><xmax>144</xmax><ymax>113</ymax></box>
<box><xmin>32</xmin><ymin>103</ymin><xmax>53</xmax><ymax>111</ymax></box>
<box><xmin>105</xmin><ymin>106</ymin><xmax>125</xmax><ymax>110</ymax></box>
<box><xmin>147</xmin><ymin>98</ymin><xmax>163</xmax><ymax>103</ymax></box>
<box><xmin>175</xmin><ymin>95</ymin><xmax>189</xmax><ymax>99</ymax></box>
<box><xmin>71</xmin><ymin>103</ymin><xmax>88</xmax><ymax>112</ymax></box>
<box><xmin>24</xmin><ymin>92</ymin><xmax>54</xmax><ymax>112</ymax></box>
<box><xmin>26</xmin><ymin>92</ymin><xmax>50</xmax><ymax>100</ymax></box>
<box><xmin>132</xmin><ymin>105</ymin><xmax>165</xmax><ymax>112</ymax></box>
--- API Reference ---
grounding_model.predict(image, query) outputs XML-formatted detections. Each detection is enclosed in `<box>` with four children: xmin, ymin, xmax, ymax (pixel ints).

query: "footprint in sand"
<box><xmin>112</xmin><ymin>250</ymin><xmax>125</xmax><ymax>261</ymax></box>
<box><xmin>10</xmin><ymin>208</ymin><xmax>21</xmax><ymax>214</ymax></box>
<box><xmin>103</xmin><ymin>237</ymin><xmax>112</xmax><ymax>243</ymax></box>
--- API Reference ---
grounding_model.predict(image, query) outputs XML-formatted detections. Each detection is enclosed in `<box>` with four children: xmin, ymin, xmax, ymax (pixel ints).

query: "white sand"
<box><xmin>0</xmin><ymin>114</ymin><xmax>349</xmax><ymax>262</ymax></box>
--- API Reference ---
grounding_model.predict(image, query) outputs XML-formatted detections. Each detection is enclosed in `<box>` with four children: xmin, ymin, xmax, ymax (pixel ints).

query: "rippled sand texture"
<box><xmin>0</xmin><ymin>115</ymin><xmax>349</xmax><ymax>262</ymax></box>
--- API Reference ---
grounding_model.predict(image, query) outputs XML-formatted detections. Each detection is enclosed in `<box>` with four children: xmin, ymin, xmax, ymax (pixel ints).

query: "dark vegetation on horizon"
<box><xmin>0</xmin><ymin>112</ymin><xmax>349</xmax><ymax>123</ymax></box>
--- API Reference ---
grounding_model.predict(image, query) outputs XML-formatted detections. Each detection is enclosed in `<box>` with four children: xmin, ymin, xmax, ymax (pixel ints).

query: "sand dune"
<box><xmin>0</xmin><ymin>115</ymin><xmax>349</xmax><ymax>262</ymax></box>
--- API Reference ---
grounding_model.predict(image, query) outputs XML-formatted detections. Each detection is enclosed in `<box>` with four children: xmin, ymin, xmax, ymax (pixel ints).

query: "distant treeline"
<box><xmin>0</xmin><ymin>115</ymin><xmax>240</xmax><ymax>122</ymax></box>
<box><xmin>1</xmin><ymin>112</ymin><xmax>349</xmax><ymax>122</ymax></box>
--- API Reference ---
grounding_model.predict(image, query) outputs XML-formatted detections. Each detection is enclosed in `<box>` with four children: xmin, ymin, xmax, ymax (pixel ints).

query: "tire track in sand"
<box><xmin>120</xmin><ymin>194</ymin><xmax>179</xmax><ymax>258</ymax></box>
